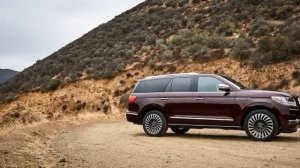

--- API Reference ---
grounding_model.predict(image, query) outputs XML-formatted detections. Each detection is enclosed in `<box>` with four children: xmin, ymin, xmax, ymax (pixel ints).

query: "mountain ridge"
<box><xmin>0</xmin><ymin>69</ymin><xmax>18</xmax><ymax>84</ymax></box>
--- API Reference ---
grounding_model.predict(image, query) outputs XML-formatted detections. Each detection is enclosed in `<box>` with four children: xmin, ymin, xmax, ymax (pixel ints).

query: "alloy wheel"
<box><xmin>248</xmin><ymin>113</ymin><xmax>274</xmax><ymax>139</ymax></box>
<box><xmin>144</xmin><ymin>113</ymin><xmax>163</xmax><ymax>135</ymax></box>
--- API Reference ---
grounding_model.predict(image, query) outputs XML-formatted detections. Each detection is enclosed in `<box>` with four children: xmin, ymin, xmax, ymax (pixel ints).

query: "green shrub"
<box><xmin>215</xmin><ymin>20</ymin><xmax>235</xmax><ymax>36</ymax></box>
<box><xmin>250</xmin><ymin>18</ymin><xmax>274</xmax><ymax>37</ymax></box>
<box><xmin>145</xmin><ymin>34</ymin><xmax>157</xmax><ymax>45</ymax></box>
<box><xmin>178</xmin><ymin>0</ymin><xmax>189</xmax><ymax>7</ymax></box>
<box><xmin>291</xmin><ymin>40</ymin><xmax>300</xmax><ymax>53</ymax></box>
<box><xmin>256</xmin><ymin>6</ymin><xmax>274</xmax><ymax>19</ymax></box>
<box><xmin>192</xmin><ymin>0</ymin><xmax>200</xmax><ymax>3</ymax></box>
<box><xmin>233</xmin><ymin>36</ymin><xmax>252</xmax><ymax>60</ymax></box>
<box><xmin>205</xmin><ymin>34</ymin><xmax>230</xmax><ymax>49</ymax></box>
<box><xmin>165</xmin><ymin>0</ymin><xmax>177</xmax><ymax>8</ymax></box>
<box><xmin>276</xmin><ymin>5</ymin><xmax>294</xmax><ymax>19</ymax></box>
<box><xmin>248</xmin><ymin>51</ymin><xmax>264</xmax><ymax>68</ymax></box>
<box><xmin>46</xmin><ymin>79</ymin><xmax>61</xmax><ymax>91</ymax></box>
<box><xmin>269</xmin><ymin>35</ymin><xmax>291</xmax><ymax>62</ymax></box>
<box><xmin>2</xmin><ymin>92</ymin><xmax>17</xmax><ymax>104</ymax></box>
<box><xmin>148</xmin><ymin>6</ymin><xmax>165</xmax><ymax>14</ymax></box>
<box><xmin>193</xmin><ymin>14</ymin><xmax>204</xmax><ymax>23</ymax></box>
<box><xmin>181</xmin><ymin>18</ymin><xmax>188</xmax><ymax>27</ymax></box>
<box><xmin>161</xmin><ymin>49</ymin><xmax>174</xmax><ymax>61</ymax></box>
<box><xmin>258</xmin><ymin>36</ymin><xmax>273</xmax><ymax>52</ymax></box>
<box><xmin>257</xmin><ymin>35</ymin><xmax>291</xmax><ymax>63</ymax></box>
<box><xmin>282</xmin><ymin>23</ymin><xmax>300</xmax><ymax>54</ymax></box>
<box><xmin>119</xmin><ymin>93</ymin><xmax>129</xmax><ymax>107</ymax></box>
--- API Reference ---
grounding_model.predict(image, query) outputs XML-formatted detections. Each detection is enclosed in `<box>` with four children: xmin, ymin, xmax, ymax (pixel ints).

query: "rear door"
<box><xmin>164</xmin><ymin>76</ymin><xmax>196</xmax><ymax>124</ymax></box>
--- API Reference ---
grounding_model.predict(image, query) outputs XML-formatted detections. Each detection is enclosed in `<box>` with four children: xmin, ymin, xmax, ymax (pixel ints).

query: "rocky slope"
<box><xmin>1</xmin><ymin>0</ymin><xmax>300</xmax><ymax>127</ymax></box>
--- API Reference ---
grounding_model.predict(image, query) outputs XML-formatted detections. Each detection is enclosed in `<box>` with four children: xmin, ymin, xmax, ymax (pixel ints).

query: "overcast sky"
<box><xmin>0</xmin><ymin>0</ymin><xmax>144</xmax><ymax>71</ymax></box>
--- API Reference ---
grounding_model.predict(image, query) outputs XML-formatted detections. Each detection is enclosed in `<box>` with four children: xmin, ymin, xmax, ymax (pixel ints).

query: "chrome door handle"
<box><xmin>195</xmin><ymin>97</ymin><xmax>205</xmax><ymax>100</ymax></box>
<box><xmin>160</xmin><ymin>98</ymin><xmax>169</xmax><ymax>100</ymax></box>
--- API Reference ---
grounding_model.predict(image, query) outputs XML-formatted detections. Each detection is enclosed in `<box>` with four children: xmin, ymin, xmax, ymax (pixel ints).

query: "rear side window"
<box><xmin>133</xmin><ymin>78</ymin><xmax>171</xmax><ymax>93</ymax></box>
<box><xmin>198</xmin><ymin>77</ymin><xmax>224</xmax><ymax>92</ymax></box>
<box><xmin>171</xmin><ymin>77</ymin><xmax>192</xmax><ymax>92</ymax></box>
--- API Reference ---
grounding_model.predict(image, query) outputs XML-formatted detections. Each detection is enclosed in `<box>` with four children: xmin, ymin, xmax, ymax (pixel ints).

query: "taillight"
<box><xmin>128</xmin><ymin>95</ymin><xmax>137</xmax><ymax>104</ymax></box>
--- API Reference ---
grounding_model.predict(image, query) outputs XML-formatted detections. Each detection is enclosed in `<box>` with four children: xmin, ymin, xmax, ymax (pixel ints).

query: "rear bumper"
<box><xmin>126</xmin><ymin>111</ymin><xmax>140</xmax><ymax>124</ymax></box>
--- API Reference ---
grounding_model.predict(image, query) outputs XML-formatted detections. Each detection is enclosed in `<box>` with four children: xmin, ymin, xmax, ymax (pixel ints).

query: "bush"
<box><xmin>215</xmin><ymin>20</ymin><xmax>235</xmax><ymax>36</ymax></box>
<box><xmin>165</xmin><ymin>0</ymin><xmax>177</xmax><ymax>8</ymax></box>
<box><xmin>178</xmin><ymin>0</ymin><xmax>189</xmax><ymax>7</ymax></box>
<box><xmin>276</xmin><ymin>5</ymin><xmax>294</xmax><ymax>19</ymax></box>
<box><xmin>250</xmin><ymin>18</ymin><xmax>274</xmax><ymax>37</ymax></box>
<box><xmin>233</xmin><ymin>36</ymin><xmax>252</xmax><ymax>60</ymax></box>
<box><xmin>148</xmin><ymin>6</ymin><xmax>165</xmax><ymax>14</ymax></box>
<box><xmin>282</xmin><ymin>23</ymin><xmax>300</xmax><ymax>54</ymax></box>
<box><xmin>205</xmin><ymin>34</ymin><xmax>230</xmax><ymax>49</ymax></box>
<box><xmin>161</xmin><ymin>49</ymin><xmax>174</xmax><ymax>61</ymax></box>
<box><xmin>46</xmin><ymin>79</ymin><xmax>61</xmax><ymax>91</ymax></box>
<box><xmin>119</xmin><ymin>93</ymin><xmax>129</xmax><ymax>107</ymax></box>
<box><xmin>257</xmin><ymin>35</ymin><xmax>291</xmax><ymax>63</ymax></box>
<box><xmin>258</xmin><ymin>36</ymin><xmax>273</xmax><ymax>52</ymax></box>
<box><xmin>256</xmin><ymin>6</ymin><xmax>274</xmax><ymax>19</ymax></box>
<box><xmin>269</xmin><ymin>35</ymin><xmax>291</xmax><ymax>62</ymax></box>
<box><xmin>193</xmin><ymin>14</ymin><xmax>204</xmax><ymax>23</ymax></box>
<box><xmin>2</xmin><ymin>92</ymin><xmax>17</xmax><ymax>104</ymax></box>
<box><xmin>145</xmin><ymin>34</ymin><xmax>157</xmax><ymax>45</ymax></box>
<box><xmin>181</xmin><ymin>18</ymin><xmax>188</xmax><ymax>27</ymax></box>
<box><xmin>192</xmin><ymin>0</ymin><xmax>200</xmax><ymax>3</ymax></box>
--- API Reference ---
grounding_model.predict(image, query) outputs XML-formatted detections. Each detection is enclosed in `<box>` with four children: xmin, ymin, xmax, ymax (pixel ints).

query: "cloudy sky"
<box><xmin>0</xmin><ymin>0</ymin><xmax>144</xmax><ymax>71</ymax></box>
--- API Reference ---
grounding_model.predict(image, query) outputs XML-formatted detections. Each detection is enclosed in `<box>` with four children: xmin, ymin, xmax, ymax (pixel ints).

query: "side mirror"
<box><xmin>218</xmin><ymin>84</ymin><xmax>231</xmax><ymax>92</ymax></box>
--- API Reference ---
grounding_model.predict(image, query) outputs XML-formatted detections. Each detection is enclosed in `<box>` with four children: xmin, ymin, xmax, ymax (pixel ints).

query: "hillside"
<box><xmin>1</xmin><ymin>0</ymin><xmax>300</xmax><ymax>127</ymax></box>
<box><xmin>0</xmin><ymin>69</ymin><xmax>18</xmax><ymax>84</ymax></box>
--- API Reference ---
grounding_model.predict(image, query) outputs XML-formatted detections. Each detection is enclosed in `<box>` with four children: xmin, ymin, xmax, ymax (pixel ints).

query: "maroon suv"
<box><xmin>126</xmin><ymin>73</ymin><xmax>300</xmax><ymax>141</ymax></box>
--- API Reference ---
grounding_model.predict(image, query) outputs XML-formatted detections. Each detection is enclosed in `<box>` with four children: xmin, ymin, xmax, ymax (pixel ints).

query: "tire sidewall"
<box><xmin>244</xmin><ymin>109</ymin><xmax>279</xmax><ymax>141</ymax></box>
<box><xmin>142</xmin><ymin>110</ymin><xmax>168</xmax><ymax>136</ymax></box>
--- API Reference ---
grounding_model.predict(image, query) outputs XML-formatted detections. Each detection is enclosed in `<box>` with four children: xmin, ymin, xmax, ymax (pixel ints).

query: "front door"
<box><xmin>191</xmin><ymin>76</ymin><xmax>239</xmax><ymax>126</ymax></box>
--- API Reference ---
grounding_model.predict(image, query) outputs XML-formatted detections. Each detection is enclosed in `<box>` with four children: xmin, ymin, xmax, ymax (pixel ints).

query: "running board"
<box><xmin>170</xmin><ymin>115</ymin><xmax>234</xmax><ymax>121</ymax></box>
<box><xmin>168</xmin><ymin>123</ymin><xmax>243</xmax><ymax>130</ymax></box>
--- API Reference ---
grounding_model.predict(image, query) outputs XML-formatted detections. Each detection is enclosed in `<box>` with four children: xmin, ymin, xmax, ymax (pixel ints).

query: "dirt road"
<box><xmin>1</xmin><ymin>120</ymin><xmax>300</xmax><ymax>168</ymax></box>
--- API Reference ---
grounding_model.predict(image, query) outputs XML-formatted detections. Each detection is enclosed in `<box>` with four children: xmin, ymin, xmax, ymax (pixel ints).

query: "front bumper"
<box><xmin>288</xmin><ymin>119</ymin><xmax>300</xmax><ymax>125</ymax></box>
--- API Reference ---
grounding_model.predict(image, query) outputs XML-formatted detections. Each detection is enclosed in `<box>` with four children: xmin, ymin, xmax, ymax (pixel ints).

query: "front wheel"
<box><xmin>244</xmin><ymin>109</ymin><xmax>279</xmax><ymax>141</ymax></box>
<box><xmin>143</xmin><ymin>110</ymin><xmax>168</xmax><ymax>136</ymax></box>
<box><xmin>170</xmin><ymin>126</ymin><xmax>189</xmax><ymax>134</ymax></box>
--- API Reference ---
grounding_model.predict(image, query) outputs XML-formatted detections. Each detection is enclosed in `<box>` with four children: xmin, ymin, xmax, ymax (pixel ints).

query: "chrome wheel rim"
<box><xmin>144</xmin><ymin>114</ymin><xmax>163</xmax><ymax>135</ymax></box>
<box><xmin>248</xmin><ymin>113</ymin><xmax>274</xmax><ymax>139</ymax></box>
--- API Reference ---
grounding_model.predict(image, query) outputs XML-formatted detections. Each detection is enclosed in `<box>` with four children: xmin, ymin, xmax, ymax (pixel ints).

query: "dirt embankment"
<box><xmin>1</xmin><ymin>57</ymin><xmax>300</xmax><ymax>128</ymax></box>
<box><xmin>1</xmin><ymin>119</ymin><xmax>300</xmax><ymax>168</ymax></box>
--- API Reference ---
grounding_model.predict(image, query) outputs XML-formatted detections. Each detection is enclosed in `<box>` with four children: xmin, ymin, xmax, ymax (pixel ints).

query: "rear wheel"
<box><xmin>244</xmin><ymin>109</ymin><xmax>279</xmax><ymax>141</ymax></box>
<box><xmin>143</xmin><ymin>110</ymin><xmax>168</xmax><ymax>136</ymax></box>
<box><xmin>170</xmin><ymin>127</ymin><xmax>189</xmax><ymax>134</ymax></box>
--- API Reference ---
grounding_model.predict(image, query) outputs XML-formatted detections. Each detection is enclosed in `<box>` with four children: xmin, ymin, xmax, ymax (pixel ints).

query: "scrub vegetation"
<box><xmin>1</xmin><ymin>0</ymin><xmax>300</xmax><ymax>103</ymax></box>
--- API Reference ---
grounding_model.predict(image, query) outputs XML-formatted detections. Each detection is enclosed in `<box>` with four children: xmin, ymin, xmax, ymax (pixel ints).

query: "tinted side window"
<box><xmin>133</xmin><ymin>78</ymin><xmax>171</xmax><ymax>93</ymax></box>
<box><xmin>198</xmin><ymin>77</ymin><xmax>224</xmax><ymax>92</ymax></box>
<box><xmin>171</xmin><ymin>77</ymin><xmax>192</xmax><ymax>92</ymax></box>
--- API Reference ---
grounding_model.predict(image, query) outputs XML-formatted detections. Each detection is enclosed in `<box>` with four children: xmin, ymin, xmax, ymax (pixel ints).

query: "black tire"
<box><xmin>142</xmin><ymin>110</ymin><xmax>168</xmax><ymax>137</ymax></box>
<box><xmin>244</xmin><ymin>109</ymin><xmax>279</xmax><ymax>141</ymax></box>
<box><xmin>277</xmin><ymin>128</ymin><xmax>282</xmax><ymax>135</ymax></box>
<box><xmin>170</xmin><ymin>126</ymin><xmax>189</xmax><ymax>134</ymax></box>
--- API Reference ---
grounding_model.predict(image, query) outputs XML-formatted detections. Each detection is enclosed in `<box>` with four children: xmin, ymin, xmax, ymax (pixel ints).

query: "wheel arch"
<box><xmin>140</xmin><ymin>104</ymin><xmax>165</xmax><ymax>123</ymax></box>
<box><xmin>240</xmin><ymin>104</ymin><xmax>281</xmax><ymax>128</ymax></box>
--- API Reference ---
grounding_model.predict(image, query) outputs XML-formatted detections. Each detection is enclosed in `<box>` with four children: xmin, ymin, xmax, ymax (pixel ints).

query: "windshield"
<box><xmin>221</xmin><ymin>76</ymin><xmax>248</xmax><ymax>89</ymax></box>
